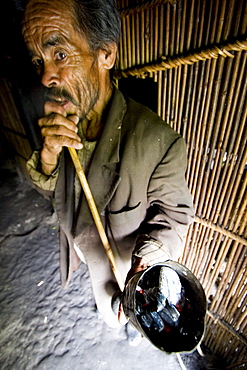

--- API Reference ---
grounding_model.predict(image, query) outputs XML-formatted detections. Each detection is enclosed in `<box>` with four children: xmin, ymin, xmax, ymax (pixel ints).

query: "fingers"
<box><xmin>43</xmin><ymin>133</ymin><xmax>82</xmax><ymax>153</ymax></box>
<box><xmin>125</xmin><ymin>257</ymin><xmax>149</xmax><ymax>283</ymax></box>
<box><xmin>38</xmin><ymin>112</ymin><xmax>82</xmax><ymax>155</ymax></box>
<box><xmin>44</xmin><ymin>101</ymin><xmax>67</xmax><ymax>116</ymax></box>
<box><xmin>118</xmin><ymin>302</ymin><xmax>128</xmax><ymax>325</ymax></box>
<box><xmin>117</xmin><ymin>258</ymin><xmax>149</xmax><ymax>325</ymax></box>
<box><xmin>39</xmin><ymin>101</ymin><xmax>82</xmax><ymax>175</ymax></box>
<box><xmin>67</xmin><ymin>114</ymin><xmax>80</xmax><ymax>125</ymax></box>
<box><xmin>40</xmin><ymin>118</ymin><xmax>80</xmax><ymax>142</ymax></box>
<box><xmin>38</xmin><ymin>113</ymin><xmax>79</xmax><ymax>135</ymax></box>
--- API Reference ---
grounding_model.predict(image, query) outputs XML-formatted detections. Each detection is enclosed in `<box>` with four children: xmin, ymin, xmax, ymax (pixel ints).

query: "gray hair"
<box><xmin>73</xmin><ymin>0</ymin><xmax>121</xmax><ymax>53</ymax></box>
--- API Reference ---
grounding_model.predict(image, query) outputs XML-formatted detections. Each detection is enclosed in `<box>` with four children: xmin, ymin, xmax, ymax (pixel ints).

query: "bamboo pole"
<box><xmin>236</xmin><ymin>295</ymin><xmax>247</xmax><ymax>331</ymax></box>
<box><xmin>212</xmin><ymin>245</ymin><xmax>245</xmax><ymax>319</ymax></box>
<box><xmin>205</xmin><ymin>183</ymin><xmax>246</xmax><ymax>300</ymax></box>
<box><xmin>203</xmin><ymin>57</ymin><xmax>234</xmax><ymax>220</ymax></box>
<box><xmin>164</xmin><ymin>1</ymin><xmax>169</xmax><ymax>55</ymax></box>
<box><xmin>68</xmin><ymin>147</ymin><xmax>125</xmax><ymax>292</ymax></box>
<box><xmin>185</xmin><ymin>0</ymin><xmax>194</xmax><ymax>51</ymax></box>
<box><xmin>199</xmin><ymin>233</ymin><xmax>223</xmax><ymax>291</ymax></box>
<box><xmin>224</xmin><ymin>255</ymin><xmax>247</xmax><ymax>323</ymax></box>
<box><xmin>176</xmin><ymin>0</ymin><xmax>188</xmax><ymax>132</ymax></box>
<box><xmin>169</xmin><ymin>4</ymin><xmax>177</xmax><ymax>128</ymax></box>
<box><xmin>184</xmin><ymin>0</ymin><xmax>201</xmax><ymax>141</ymax></box>
<box><xmin>173</xmin><ymin>2</ymin><xmax>182</xmax><ymax>130</ymax></box>
<box><xmin>232</xmin><ymin>0</ymin><xmax>244</xmax><ymax>37</ymax></box>
<box><xmin>224</xmin><ymin>147</ymin><xmax>247</xmax><ymax>230</ymax></box>
<box><xmin>145</xmin><ymin>8</ymin><xmax>150</xmax><ymax>65</ymax></box>
<box><xmin>126</xmin><ymin>13</ymin><xmax>131</xmax><ymax>68</ymax></box>
<box><xmin>136</xmin><ymin>8</ymin><xmax>140</xmax><ymax>66</ymax></box>
<box><xmin>197</xmin><ymin>57</ymin><xmax>226</xmax><ymax>217</ymax></box>
<box><xmin>208</xmin><ymin>54</ymin><xmax>242</xmax><ymax>222</ymax></box>
<box><xmin>188</xmin><ymin>0</ymin><xmax>215</xmax><ymax>200</ymax></box>
<box><xmin>212</xmin><ymin>307</ymin><xmax>245</xmax><ymax>359</ymax></box>
<box><xmin>159</xmin><ymin>3</ymin><xmax>164</xmax><ymax>57</ymax></box>
<box><xmin>141</xmin><ymin>4</ymin><xmax>145</xmax><ymax>65</ymax></box>
<box><xmin>184</xmin><ymin>0</ymin><xmax>202</xmax><ymax>180</ymax></box>
<box><xmin>157</xmin><ymin>70</ymin><xmax>162</xmax><ymax>116</ymax></box>
<box><xmin>205</xmin><ymin>238</ymin><xmax>232</xmax><ymax>297</ymax></box>
<box><xmin>158</xmin><ymin>2</ymin><xmax>165</xmax><ymax>119</ymax></box>
<box><xmin>119</xmin><ymin>0</ymin><xmax>173</xmax><ymax>18</ymax></box>
<box><xmin>216</xmin><ymin>0</ymin><xmax>226</xmax><ymax>43</ymax></box>
<box><xmin>186</xmin><ymin>61</ymin><xmax>205</xmax><ymax>190</ymax></box>
<box><xmin>150</xmin><ymin>7</ymin><xmax>154</xmax><ymax>64</ymax></box>
<box><xmin>161</xmin><ymin>70</ymin><xmax>167</xmax><ymax>120</ymax></box>
<box><xmin>165</xmin><ymin>2</ymin><xmax>171</xmax><ymax>125</ymax></box>
<box><xmin>194</xmin><ymin>217</ymin><xmax>247</xmax><ymax>247</ymax></box>
<box><xmin>240</xmin><ymin>0</ymin><xmax>247</xmax><ymax>34</ymax></box>
<box><xmin>192</xmin><ymin>59</ymin><xmax>216</xmax><ymax>211</ymax></box>
<box><xmin>131</xmin><ymin>12</ymin><xmax>135</xmax><ymax>67</ymax></box>
<box><xmin>114</xmin><ymin>37</ymin><xmax>247</xmax><ymax>78</ymax></box>
<box><xmin>210</xmin><ymin>189</ymin><xmax>247</xmax><ymax>314</ymax></box>
<box><xmin>221</xmin><ymin>0</ymin><xmax>235</xmax><ymax>41</ymax></box>
<box><xmin>154</xmin><ymin>5</ymin><xmax>159</xmax><ymax>60</ymax></box>
<box><xmin>219</xmin><ymin>87</ymin><xmax>247</xmax><ymax>225</ymax></box>
<box><xmin>193</xmin><ymin>227</ymin><xmax>215</xmax><ymax>280</ymax></box>
<box><xmin>206</xmin><ymin>311</ymin><xmax>247</xmax><ymax>347</ymax></box>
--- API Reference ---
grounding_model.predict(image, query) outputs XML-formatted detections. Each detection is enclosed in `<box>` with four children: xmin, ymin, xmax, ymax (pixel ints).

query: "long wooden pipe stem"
<box><xmin>68</xmin><ymin>147</ymin><xmax>125</xmax><ymax>292</ymax></box>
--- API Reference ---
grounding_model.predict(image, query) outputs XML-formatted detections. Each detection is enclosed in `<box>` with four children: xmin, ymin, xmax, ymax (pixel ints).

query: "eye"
<box><xmin>32</xmin><ymin>58</ymin><xmax>43</xmax><ymax>67</ymax></box>
<box><xmin>55</xmin><ymin>51</ymin><xmax>67</xmax><ymax>61</ymax></box>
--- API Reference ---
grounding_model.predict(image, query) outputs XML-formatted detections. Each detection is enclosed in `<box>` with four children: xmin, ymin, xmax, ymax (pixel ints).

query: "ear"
<box><xmin>98</xmin><ymin>43</ymin><xmax>117</xmax><ymax>70</ymax></box>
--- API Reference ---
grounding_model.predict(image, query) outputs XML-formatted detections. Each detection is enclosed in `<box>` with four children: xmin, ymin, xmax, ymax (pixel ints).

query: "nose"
<box><xmin>41</xmin><ymin>60</ymin><xmax>61</xmax><ymax>88</ymax></box>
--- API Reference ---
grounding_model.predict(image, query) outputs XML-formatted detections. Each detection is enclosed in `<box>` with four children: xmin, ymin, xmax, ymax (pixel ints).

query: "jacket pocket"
<box><xmin>108</xmin><ymin>202</ymin><xmax>143</xmax><ymax>234</ymax></box>
<box><xmin>108</xmin><ymin>202</ymin><xmax>141</xmax><ymax>215</ymax></box>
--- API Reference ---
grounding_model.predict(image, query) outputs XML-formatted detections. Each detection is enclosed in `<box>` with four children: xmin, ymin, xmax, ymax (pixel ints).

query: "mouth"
<box><xmin>45</xmin><ymin>88</ymin><xmax>79</xmax><ymax>107</ymax></box>
<box><xmin>51</xmin><ymin>96</ymin><xmax>69</xmax><ymax>106</ymax></box>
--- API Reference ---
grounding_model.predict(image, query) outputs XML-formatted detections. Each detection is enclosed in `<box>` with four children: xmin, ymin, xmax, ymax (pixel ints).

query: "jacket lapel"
<box><xmin>75</xmin><ymin>88</ymin><xmax>127</xmax><ymax>236</ymax></box>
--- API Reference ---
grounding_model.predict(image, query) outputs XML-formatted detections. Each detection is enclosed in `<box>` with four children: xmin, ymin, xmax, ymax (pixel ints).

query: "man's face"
<box><xmin>22</xmin><ymin>0</ymin><xmax>100</xmax><ymax>119</ymax></box>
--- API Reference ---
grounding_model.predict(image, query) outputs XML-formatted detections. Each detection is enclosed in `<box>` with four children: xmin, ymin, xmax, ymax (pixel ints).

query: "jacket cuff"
<box><xmin>26</xmin><ymin>151</ymin><xmax>58</xmax><ymax>192</ymax></box>
<box><xmin>132</xmin><ymin>235</ymin><xmax>171</xmax><ymax>265</ymax></box>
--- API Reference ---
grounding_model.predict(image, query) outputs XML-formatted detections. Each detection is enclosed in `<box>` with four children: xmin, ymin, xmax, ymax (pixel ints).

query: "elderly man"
<box><xmin>22</xmin><ymin>0</ymin><xmax>194</xmax><ymax>332</ymax></box>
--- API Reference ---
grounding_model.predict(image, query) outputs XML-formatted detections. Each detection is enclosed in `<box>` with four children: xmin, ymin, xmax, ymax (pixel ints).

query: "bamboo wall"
<box><xmin>0</xmin><ymin>78</ymin><xmax>32</xmax><ymax>172</ymax></box>
<box><xmin>116</xmin><ymin>0</ymin><xmax>247</xmax><ymax>366</ymax></box>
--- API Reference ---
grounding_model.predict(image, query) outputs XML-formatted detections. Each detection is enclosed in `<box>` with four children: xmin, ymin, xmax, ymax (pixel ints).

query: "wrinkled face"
<box><xmin>22</xmin><ymin>0</ymin><xmax>100</xmax><ymax>119</ymax></box>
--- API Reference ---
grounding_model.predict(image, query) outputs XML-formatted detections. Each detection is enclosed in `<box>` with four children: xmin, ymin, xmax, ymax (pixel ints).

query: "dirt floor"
<box><xmin>0</xmin><ymin>165</ymin><xmax>223</xmax><ymax>370</ymax></box>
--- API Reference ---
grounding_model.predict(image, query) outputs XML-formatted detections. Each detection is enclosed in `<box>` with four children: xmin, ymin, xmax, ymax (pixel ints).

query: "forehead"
<box><xmin>22</xmin><ymin>0</ymin><xmax>82</xmax><ymax>49</ymax></box>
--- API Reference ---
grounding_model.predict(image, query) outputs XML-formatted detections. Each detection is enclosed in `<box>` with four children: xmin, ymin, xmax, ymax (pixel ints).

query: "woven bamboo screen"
<box><xmin>116</xmin><ymin>0</ymin><xmax>247</xmax><ymax>366</ymax></box>
<box><xmin>0</xmin><ymin>78</ymin><xmax>32</xmax><ymax>169</ymax></box>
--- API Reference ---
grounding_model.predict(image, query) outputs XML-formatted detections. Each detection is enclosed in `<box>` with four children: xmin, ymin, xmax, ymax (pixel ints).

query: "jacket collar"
<box><xmin>75</xmin><ymin>88</ymin><xmax>127</xmax><ymax>235</ymax></box>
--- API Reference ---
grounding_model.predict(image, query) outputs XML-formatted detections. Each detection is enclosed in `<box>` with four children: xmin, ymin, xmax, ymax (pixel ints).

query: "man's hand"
<box><xmin>125</xmin><ymin>256</ymin><xmax>149</xmax><ymax>283</ymax></box>
<box><xmin>118</xmin><ymin>257</ymin><xmax>149</xmax><ymax>325</ymax></box>
<box><xmin>39</xmin><ymin>101</ymin><xmax>83</xmax><ymax>175</ymax></box>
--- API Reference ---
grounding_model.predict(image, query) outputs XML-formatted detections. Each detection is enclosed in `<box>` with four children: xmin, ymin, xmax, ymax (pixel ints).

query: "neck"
<box><xmin>82</xmin><ymin>81</ymin><xmax>113</xmax><ymax>141</ymax></box>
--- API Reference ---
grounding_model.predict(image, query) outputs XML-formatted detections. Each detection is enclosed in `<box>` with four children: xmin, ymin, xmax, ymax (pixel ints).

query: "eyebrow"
<box><xmin>43</xmin><ymin>34</ymin><xmax>65</xmax><ymax>48</ymax></box>
<box><xmin>27</xmin><ymin>34</ymin><xmax>66</xmax><ymax>57</ymax></box>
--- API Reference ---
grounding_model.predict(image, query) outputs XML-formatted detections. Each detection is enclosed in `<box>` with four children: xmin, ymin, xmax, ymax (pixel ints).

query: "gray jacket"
<box><xmin>53</xmin><ymin>88</ymin><xmax>194</xmax><ymax>327</ymax></box>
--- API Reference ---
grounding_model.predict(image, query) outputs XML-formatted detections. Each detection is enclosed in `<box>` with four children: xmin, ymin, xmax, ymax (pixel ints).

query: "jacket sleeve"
<box><xmin>133</xmin><ymin>137</ymin><xmax>194</xmax><ymax>263</ymax></box>
<box><xmin>26</xmin><ymin>151</ymin><xmax>58</xmax><ymax>196</ymax></box>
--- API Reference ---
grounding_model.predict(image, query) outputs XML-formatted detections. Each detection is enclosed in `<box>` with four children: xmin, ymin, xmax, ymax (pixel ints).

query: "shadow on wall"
<box><xmin>0</xmin><ymin>1</ymin><xmax>44</xmax><ymax>152</ymax></box>
<box><xmin>118</xmin><ymin>77</ymin><xmax>158</xmax><ymax>113</ymax></box>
